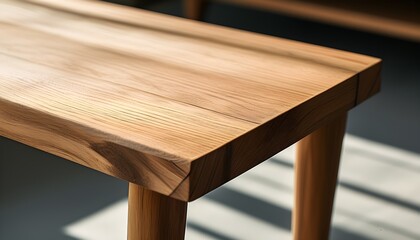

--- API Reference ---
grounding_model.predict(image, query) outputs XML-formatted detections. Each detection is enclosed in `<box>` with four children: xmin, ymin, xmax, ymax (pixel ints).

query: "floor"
<box><xmin>1</xmin><ymin>1</ymin><xmax>419</xmax><ymax>239</ymax></box>
<box><xmin>64</xmin><ymin>135</ymin><xmax>420</xmax><ymax>240</ymax></box>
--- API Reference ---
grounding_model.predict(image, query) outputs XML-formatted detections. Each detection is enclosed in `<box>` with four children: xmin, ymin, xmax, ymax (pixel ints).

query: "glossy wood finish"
<box><xmin>293</xmin><ymin>113</ymin><xmax>347</xmax><ymax>240</ymax></box>
<box><xmin>0</xmin><ymin>0</ymin><xmax>380</xmax><ymax>201</ymax></box>
<box><xmin>188</xmin><ymin>0</ymin><xmax>420</xmax><ymax>42</ymax></box>
<box><xmin>128</xmin><ymin>183</ymin><xmax>188</xmax><ymax>240</ymax></box>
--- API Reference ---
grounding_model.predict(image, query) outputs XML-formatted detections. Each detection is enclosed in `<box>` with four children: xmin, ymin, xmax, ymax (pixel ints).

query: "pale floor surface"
<box><xmin>64</xmin><ymin>135</ymin><xmax>420</xmax><ymax>240</ymax></box>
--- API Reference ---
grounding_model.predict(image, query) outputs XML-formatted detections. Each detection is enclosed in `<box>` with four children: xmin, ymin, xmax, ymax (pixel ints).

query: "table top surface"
<box><xmin>0</xmin><ymin>0</ymin><xmax>381</xmax><ymax>201</ymax></box>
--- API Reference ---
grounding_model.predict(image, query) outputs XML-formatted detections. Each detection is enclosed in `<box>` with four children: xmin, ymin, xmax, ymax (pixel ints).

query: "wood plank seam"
<box><xmin>0</xmin><ymin>48</ymin><xmax>261</xmax><ymax>126</ymax></box>
<box><xmin>0</xmin><ymin>0</ymin><xmax>382</xmax><ymax>202</ymax></box>
<box><xmin>20</xmin><ymin>0</ymin><xmax>372</xmax><ymax>74</ymax></box>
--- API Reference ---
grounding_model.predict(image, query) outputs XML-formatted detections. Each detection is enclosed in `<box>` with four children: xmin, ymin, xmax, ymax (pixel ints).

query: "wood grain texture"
<box><xmin>128</xmin><ymin>183</ymin><xmax>187</xmax><ymax>240</ymax></box>
<box><xmin>207</xmin><ymin>0</ymin><xmax>420</xmax><ymax>42</ymax></box>
<box><xmin>293</xmin><ymin>113</ymin><xmax>347</xmax><ymax>240</ymax></box>
<box><xmin>0</xmin><ymin>0</ymin><xmax>381</xmax><ymax>201</ymax></box>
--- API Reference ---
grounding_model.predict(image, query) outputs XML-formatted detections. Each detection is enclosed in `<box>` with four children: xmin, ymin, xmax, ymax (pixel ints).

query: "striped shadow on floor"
<box><xmin>64</xmin><ymin>135</ymin><xmax>420</xmax><ymax>240</ymax></box>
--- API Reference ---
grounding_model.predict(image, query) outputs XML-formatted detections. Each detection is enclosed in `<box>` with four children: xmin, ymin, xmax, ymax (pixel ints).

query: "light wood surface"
<box><xmin>0</xmin><ymin>0</ymin><xmax>380</xmax><ymax>201</ymax></box>
<box><xmin>128</xmin><ymin>183</ymin><xmax>188</xmax><ymax>240</ymax></box>
<box><xmin>293</xmin><ymin>113</ymin><xmax>347</xmax><ymax>240</ymax></box>
<box><xmin>192</xmin><ymin>0</ymin><xmax>420</xmax><ymax>42</ymax></box>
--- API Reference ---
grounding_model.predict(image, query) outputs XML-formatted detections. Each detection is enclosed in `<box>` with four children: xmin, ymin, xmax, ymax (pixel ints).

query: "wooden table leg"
<box><xmin>184</xmin><ymin>0</ymin><xmax>204</xmax><ymax>20</ymax></box>
<box><xmin>293</xmin><ymin>113</ymin><xmax>347</xmax><ymax>240</ymax></box>
<box><xmin>127</xmin><ymin>183</ymin><xmax>188</xmax><ymax>240</ymax></box>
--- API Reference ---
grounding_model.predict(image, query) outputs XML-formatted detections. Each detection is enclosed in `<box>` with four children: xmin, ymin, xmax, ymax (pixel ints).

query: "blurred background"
<box><xmin>1</xmin><ymin>0</ymin><xmax>419</xmax><ymax>239</ymax></box>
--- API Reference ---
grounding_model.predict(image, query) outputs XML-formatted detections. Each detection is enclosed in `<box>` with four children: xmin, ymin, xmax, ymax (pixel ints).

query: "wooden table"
<box><xmin>0</xmin><ymin>0</ymin><xmax>381</xmax><ymax>239</ymax></box>
<box><xmin>186</xmin><ymin>0</ymin><xmax>420</xmax><ymax>42</ymax></box>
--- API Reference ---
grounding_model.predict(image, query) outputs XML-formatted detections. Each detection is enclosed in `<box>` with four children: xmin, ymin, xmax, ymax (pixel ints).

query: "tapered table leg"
<box><xmin>293</xmin><ymin>113</ymin><xmax>347</xmax><ymax>240</ymax></box>
<box><xmin>127</xmin><ymin>183</ymin><xmax>188</xmax><ymax>240</ymax></box>
<box><xmin>184</xmin><ymin>0</ymin><xmax>204</xmax><ymax>20</ymax></box>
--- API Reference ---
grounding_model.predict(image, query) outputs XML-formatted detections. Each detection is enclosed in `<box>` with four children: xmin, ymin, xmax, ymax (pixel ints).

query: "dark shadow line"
<box><xmin>270</xmin><ymin>158</ymin><xmax>294</xmax><ymax>168</ymax></box>
<box><xmin>246</xmin><ymin>174</ymin><xmax>292</xmax><ymax>192</ymax></box>
<box><xmin>205</xmin><ymin>187</ymin><xmax>372</xmax><ymax>240</ymax></box>
<box><xmin>204</xmin><ymin>187</ymin><xmax>291</xmax><ymax>230</ymax></box>
<box><xmin>331</xmin><ymin>226</ymin><xmax>374</xmax><ymax>240</ymax></box>
<box><xmin>338</xmin><ymin>209</ymin><xmax>420</xmax><ymax>240</ymax></box>
<box><xmin>347</xmin><ymin>147</ymin><xmax>420</xmax><ymax>172</ymax></box>
<box><xmin>339</xmin><ymin>181</ymin><xmax>420</xmax><ymax>213</ymax></box>
<box><xmin>272</xmin><ymin>157</ymin><xmax>420</xmax><ymax>213</ymax></box>
<box><xmin>187</xmin><ymin>222</ymin><xmax>236</xmax><ymax>240</ymax></box>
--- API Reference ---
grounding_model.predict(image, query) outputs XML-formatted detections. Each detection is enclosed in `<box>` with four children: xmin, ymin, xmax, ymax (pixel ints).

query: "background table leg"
<box><xmin>127</xmin><ymin>183</ymin><xmax>188</xmax><ymax>240</ymax></box>
<box><xmin>184</xmin><ymin>0</ymin><xmax>205</xmax><ymax>20</ymax></box>
<box><xmin>293</xmin><ymin>113</ymin><xmax>347</xmax><ymax>240</ymax></box>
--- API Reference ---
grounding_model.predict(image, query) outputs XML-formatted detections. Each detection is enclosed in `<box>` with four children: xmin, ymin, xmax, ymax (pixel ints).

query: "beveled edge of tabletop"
<box><xmin>172</xmin><ymin>60</ymin><xmax>381</xmax><ymax>201</ymax></box>
<box><xmin>0</xmin><ymin>0</ymin><xmax>382</xmax><ymax>202</ymax></box>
